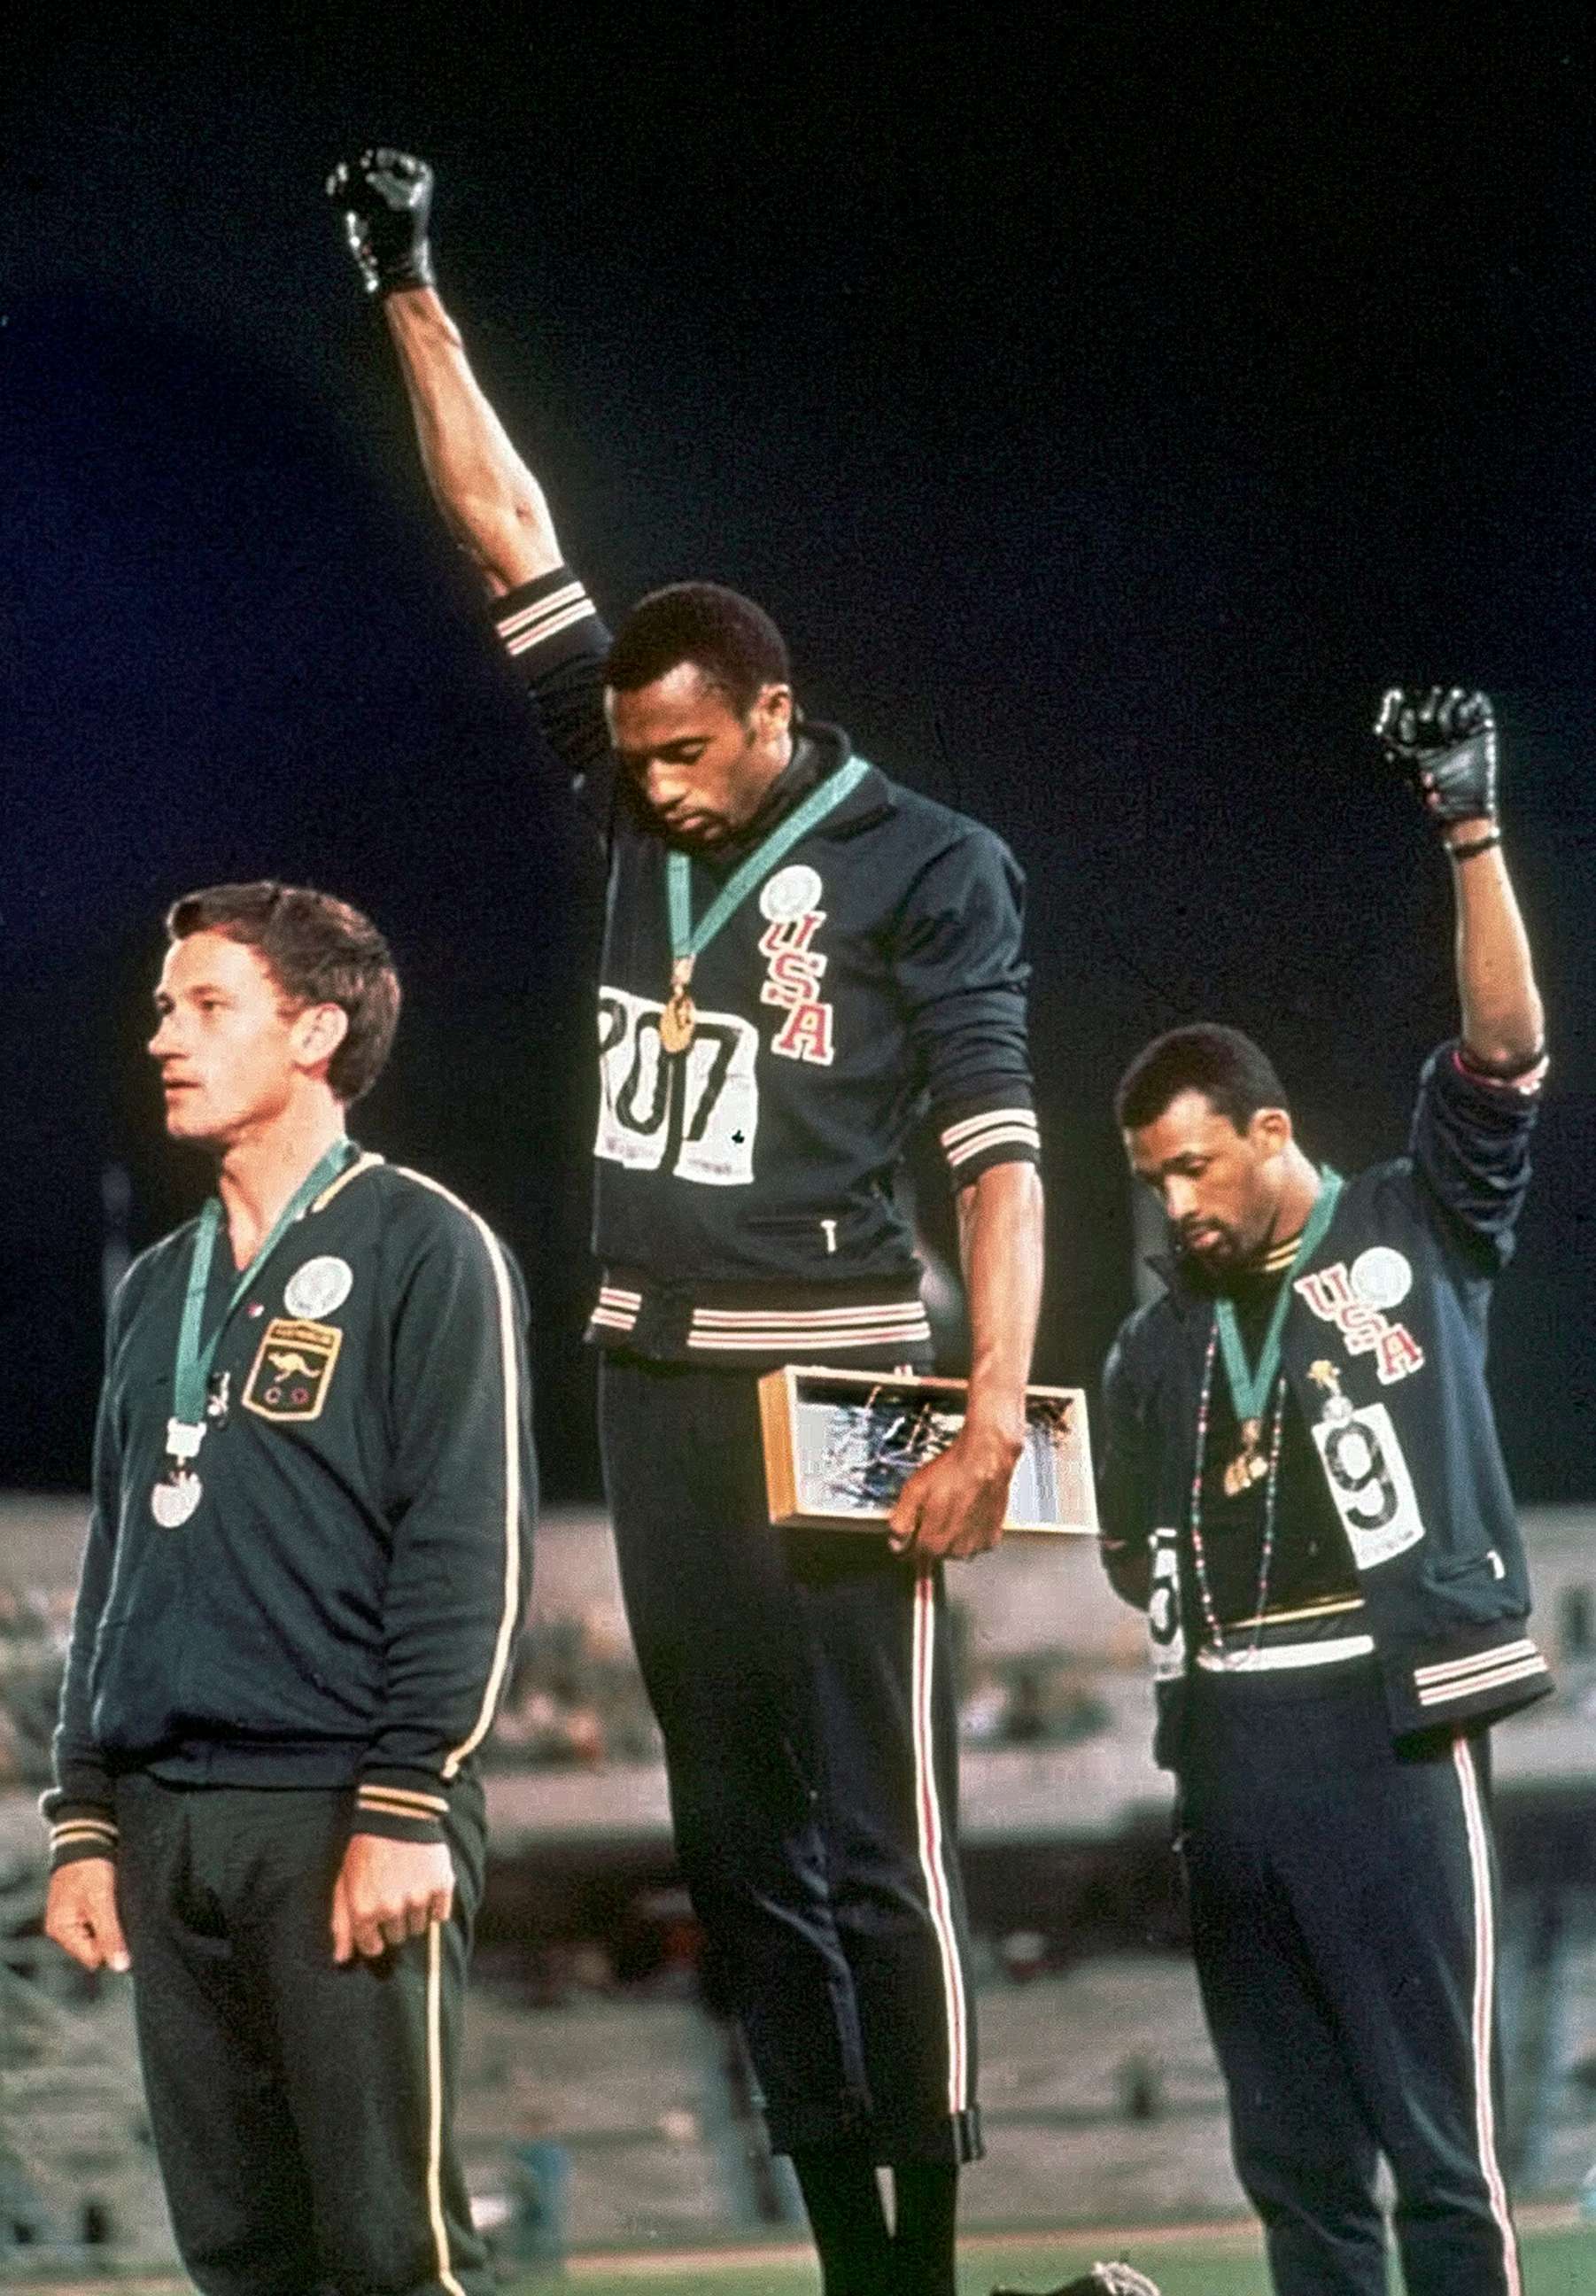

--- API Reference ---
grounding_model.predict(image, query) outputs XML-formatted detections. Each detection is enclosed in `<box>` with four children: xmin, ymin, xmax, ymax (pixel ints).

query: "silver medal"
<box><xmin>151</xmin><ymin>1470</ymin><xmax>203</xmax><ymax>1528</ymax></box>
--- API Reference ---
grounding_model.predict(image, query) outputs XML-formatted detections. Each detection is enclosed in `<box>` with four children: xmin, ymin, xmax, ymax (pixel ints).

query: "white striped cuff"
<box><xmin>493</xmin><ymin>578</ymin><xmax>600</xmax><ymax>661</ymax></box>
<box><xmin>1414</xmin><ymin>1638</ymin><xmax>1540</xmax><ymax>1686</ymax></box>
<box><xmin>357</xmin><ymin>1783</ymin><xmax>451</xmax><ymax>1819</ymax></box>
<box><xmin>940</xmin><ymin>1106</ymin><xmax>1041</xmax><ymax>1172</ymax></box>
<box><xmin>50</xmin><ymin>1816</ymin><xmax>120</xmax><ymax>1854</ymax></box>
<box><xmin>1416</xmin><ymin>1653</ymin><xmax>1550</xmax><ymax>1709</ymax></box>
<box><xmin>590</xmin><ymin>1284</ymin><xmax>642</xmax><ymax>1334</ymax></box>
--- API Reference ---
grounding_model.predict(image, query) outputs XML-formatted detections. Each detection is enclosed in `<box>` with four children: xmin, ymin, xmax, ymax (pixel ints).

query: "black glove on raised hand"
<box><xmin>326</xmin><ymin>148</ymin><xmax>435</xmax><ymax>297</ymax></box>
<box><xmin>1375</xmin><ymin>686</ymin><xmax>1498</xmax><ymax>828</ymax></box>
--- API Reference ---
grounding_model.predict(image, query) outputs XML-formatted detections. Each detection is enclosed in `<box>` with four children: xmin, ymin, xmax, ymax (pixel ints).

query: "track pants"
<box><xmin>600</xmin><ymin>1354</ymin><xmax>980</xmax><ymax>2164</ymax></box>
<box><xmin>1178</xmin><ymin>1662</ymin><xmax>1522</xmax><ymax>2296</ymax></box>
<box><xmin>113</xmin><ymin>1772</ymin><xmax>490</xmax><ymax>2296</ymax></box>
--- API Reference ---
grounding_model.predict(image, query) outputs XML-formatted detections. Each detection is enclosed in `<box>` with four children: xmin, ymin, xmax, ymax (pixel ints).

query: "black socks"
<box><xmin>892</xmin><ymin>2160</ymin><xmax>959</xmax><ymax>2296</ymax></box>
<box><xmin>791</xmin><ymin>2144</ymin><xmax>894</xmax><ymax>2295</ymax></box>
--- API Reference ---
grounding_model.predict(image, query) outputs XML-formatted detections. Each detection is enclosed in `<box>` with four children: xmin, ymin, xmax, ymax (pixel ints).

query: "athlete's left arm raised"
<box><xmin>333</xmin><ymin>1191</ymin><xmax>537</xmax><ymax>1960</ymax></box>
<box><xmin>885</xmin><ymin>825</ymin><xmax>1045</xmax><ymax>1561</ymax></box>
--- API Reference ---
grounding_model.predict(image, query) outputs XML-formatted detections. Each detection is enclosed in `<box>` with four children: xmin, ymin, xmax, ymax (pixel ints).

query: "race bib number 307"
<box><xmin>595</xmin><ymin>988</ymin><xmax>758</xmax><ymax>1186</ymax></box>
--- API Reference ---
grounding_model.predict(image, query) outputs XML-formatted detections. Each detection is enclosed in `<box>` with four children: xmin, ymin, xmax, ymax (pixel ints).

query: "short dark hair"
<box><xmin>166</xmin><ymin>881</ymin><xmax>400</xmax><ymax>1105</ymax></box>
<box><xmin>605</xmin><ymin>582</ymin><xmax>790</xmax><ymax>716</ymax></box>
<box><xmin>1115</xmin><ymin>1024</ymin><xmax>1290</xmax><ymax>1136</ymax></box>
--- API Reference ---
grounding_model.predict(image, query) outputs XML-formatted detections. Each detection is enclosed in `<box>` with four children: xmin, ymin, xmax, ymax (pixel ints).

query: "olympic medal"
<box><xmin>659</xmin><ymin>994</ymin><xmax>696</xmax><ymax>1054</ymax></box>
<box><xmin>151</xmin><ymin>1471</ymin><xmax>202</xmax><ymax>1528</ymax></box>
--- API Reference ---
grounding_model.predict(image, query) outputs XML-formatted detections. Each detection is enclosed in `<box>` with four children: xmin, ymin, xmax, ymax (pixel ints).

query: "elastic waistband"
<box><xmin>1187</xmin><ymin>1651</ymin><xmax>1383</xmax><ymax>1707</ymax></box>
<box><xmin>590</xmin><ymin>1267</ymin><xmax>932</xmax><ymax>1365</ymax></box>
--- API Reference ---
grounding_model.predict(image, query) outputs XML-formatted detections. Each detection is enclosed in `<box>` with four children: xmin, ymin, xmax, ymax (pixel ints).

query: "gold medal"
<box><xmin>659</xmin><ymin>958</ymin><xmax>695</xmax><ymax>1053</ymax></box>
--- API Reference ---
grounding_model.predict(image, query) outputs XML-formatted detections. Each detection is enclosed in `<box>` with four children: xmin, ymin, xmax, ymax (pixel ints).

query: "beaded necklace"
<box><xmin>1186</xmin><ymin>1319</ymin><xmax>1290</xmax><ymax>1666</ymax></box>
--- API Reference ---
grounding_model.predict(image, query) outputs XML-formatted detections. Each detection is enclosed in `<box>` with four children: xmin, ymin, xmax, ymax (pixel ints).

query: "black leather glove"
<box><xmin>1374</xmin><ymin>686</ymin><xmax>1498</xmax><ymax>827</ymax></box>
<box><xmin>326</xmin><ymin>148</ymin><xmax>435</xmax><ymax>297</ymax></box>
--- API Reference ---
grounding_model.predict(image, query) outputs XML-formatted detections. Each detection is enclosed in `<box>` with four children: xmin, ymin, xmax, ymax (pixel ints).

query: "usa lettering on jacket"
<box><xmin>1294</xmin><ymin>1258</ymin><xmax>1426</xmax><ymax>1385</ymax></box>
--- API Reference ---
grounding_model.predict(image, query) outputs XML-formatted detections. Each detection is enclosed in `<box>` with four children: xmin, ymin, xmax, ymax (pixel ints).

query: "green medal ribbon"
<box><xmin>666</xmin><ymin>754</ymin><xmax>870</xmax><ymax>982</ymax></box>
<box><xmin>1212</xmin><ymin>1167</ymin><xmax>1344</xmax><ymax>1439</ymax></box>
<box><xmin>167</xmin><ymin>1138</ymin><xmax>353</xmax><ymax>1454</ymax></box>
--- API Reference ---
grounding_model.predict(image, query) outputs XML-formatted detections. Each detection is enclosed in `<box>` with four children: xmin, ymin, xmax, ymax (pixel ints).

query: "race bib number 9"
<box><xmin>595</xmin><ymin>987</ymin><xmax>758</xmax><ymax>1186</ymax></box>
<box><xmin>1310</xmin><ymin>1400</ymin><xmax>1426</xmax><ymax>1571</ymax></box>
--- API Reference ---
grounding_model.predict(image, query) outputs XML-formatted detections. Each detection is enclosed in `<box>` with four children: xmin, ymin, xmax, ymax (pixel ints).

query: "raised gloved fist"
<box><xmin>1374</xmin><ymin>686</ymin><xmax>1497</xmax><ymax>827</ymax></box>
<box><xmin>990</xmin><ymin>2263</ymin><xmax>1162</xmax><ymax>2296</ymax></box>
<box><xmin>326</xmin><ymin>148</ymin><xmax>435</xmax><ymax>298</ymax></box>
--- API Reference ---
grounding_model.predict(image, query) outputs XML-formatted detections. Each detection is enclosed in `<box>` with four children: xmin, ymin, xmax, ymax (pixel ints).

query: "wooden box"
<box><xmin>757</xmin><ymin>1365</ymin><xmax>1097</xmax><ymax>1537</ymax></box>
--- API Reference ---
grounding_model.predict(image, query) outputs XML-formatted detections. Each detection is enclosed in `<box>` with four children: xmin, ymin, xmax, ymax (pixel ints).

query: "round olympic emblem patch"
<box><xmin>1350</xmin><ymin>1246</ymin><xmax>1413</xmax><ymax>1311</ymax></box>
<box><xmin>760</xmin><ymin>863</ymin><xmax>824</xmax><ymax>922</ymax></box>
<box><xmin>284</xmin><ymin>1255</ymin><xmax>354</xmax><ymax>1320</ymax></box>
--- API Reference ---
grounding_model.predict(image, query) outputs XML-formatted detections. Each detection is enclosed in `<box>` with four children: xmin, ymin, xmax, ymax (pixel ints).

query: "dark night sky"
<box><xmin>3</xmin><ymin>6</ymin><xmax>1593</xmax><ymax>1499</ymax></box>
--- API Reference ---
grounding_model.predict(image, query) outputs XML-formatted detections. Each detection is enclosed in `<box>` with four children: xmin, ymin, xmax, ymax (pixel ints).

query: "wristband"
<box><xmin>1447</xmin><ymin>828</ymin><xmax>1501</xmax><ymax>862</ymax></box>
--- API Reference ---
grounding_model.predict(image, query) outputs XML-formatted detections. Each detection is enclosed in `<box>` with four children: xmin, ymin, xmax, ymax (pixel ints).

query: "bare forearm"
<box><xmin>383</xmin><ymin>288</ymin><xmax>562</xmax><ymax>595</ymax></box>
<box><xmin>1446</xmin><ymin>834</ymin><xmax>1545</xmax><ymax>1069</ymax></box>
<box><xmin>957</xmin><ymin>1162</ymin><xmax>1045</xmax><ymax>1441</ymax></box>
<box><xmin>887</xmin><ymin>1160</ymin><xmax>1044</xmax><ymax>1560</ymax></box>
